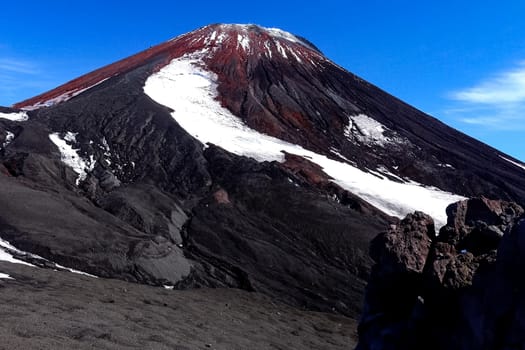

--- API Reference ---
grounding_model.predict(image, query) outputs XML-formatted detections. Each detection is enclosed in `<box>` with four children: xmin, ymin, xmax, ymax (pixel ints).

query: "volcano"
<box><xmin>2</xmin><ymin>24</ymin><xmax>525</xmax><ymax>348</ymax></box>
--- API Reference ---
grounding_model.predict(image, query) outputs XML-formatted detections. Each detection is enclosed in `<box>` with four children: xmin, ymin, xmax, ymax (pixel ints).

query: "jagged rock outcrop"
<box><xmin>357</xmin><ymin>197</ymin><xmax>525</xmax><ymax>350</ymax></box>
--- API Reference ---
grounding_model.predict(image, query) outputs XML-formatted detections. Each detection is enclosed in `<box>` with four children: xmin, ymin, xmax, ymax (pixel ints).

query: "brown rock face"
<box><xmin>213</xmin><ymin>188</ymin><xmax>231</xmax><ymax>204</ymax></box>
<box><xmin>370</xmin><ymin>211</ymin><xmax>435</xmax><ymax>274</ymax></box>
<box><xmin>358</xmin><ymin>212</ymin><xmax>435</xmax><ymax>350</ymax></box>
<box><xmin>357</xmin><ymin>197</ymin><xmax>525</xmax><ymax>350</ymax></box>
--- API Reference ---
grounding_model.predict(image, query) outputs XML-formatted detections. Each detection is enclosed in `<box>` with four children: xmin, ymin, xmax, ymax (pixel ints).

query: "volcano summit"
<box><xmin>2</xmin><ymin>24</ymin><xmax>525</xmax><ymax>348</ymax></box>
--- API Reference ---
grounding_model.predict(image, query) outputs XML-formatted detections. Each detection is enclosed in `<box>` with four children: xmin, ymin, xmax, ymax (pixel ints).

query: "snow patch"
<box><xmin>215</xmin><ymin>31</ymin><xmax>227</xmax><ymax>44</ymax></box>
<box><xmin>0</xmin><ymin>111</ymin><xmax>28</xmax><ymax>121</ymax></box>
<box><xmin>0</xmin><ymin>238</ymin><xmax>35</xmax><ymax>267</ymax></box>
<box><xmin>275</xmin><ymin>42</ymin><xmax>288</xmax><ymax>59</ymax></box>
<box><xmin>2</xmin><ymin>131</ymin><xmax>14</xmax><ymax>148</ymax></box>
<box><xmin>215</xmin><ymin>24</ymin><xmax>315</xmax><ymax>50</ymax></box>
<box><xmin>237</xmin><ymin>34</ymin><xmax>250</xmax><ymax>51</ymax></box>
<box><xmin>264</xmin><ymin>41</ymin><xmax>273</xmax><ymax>58</ymax></box>
<box><xmin>0</xmin><ymin>237</ymin><xmax>96</xmax><ymax>277</ymax></box>
<box><xmin>438</xmin><ymin>163</ymin><xmax>455</xmax><ymax>169</ymax></box>
<box><xmin>144</xmin><ymin>52</ymin><xmax>465</xmax><ymax>228</ymax></box>
<box><xmin>500</xmin><ymin>155</ymin><xmax>525</xmax><ymax>171</ymax></box>
<box><xmin>49</xmin><ymin>132</ymin><xmax>96</xmax><ymax>185</ymax></box>
<box><xmin>265</xmin><ymin>27</ymin><xmax>316</xmax><ymax>51</ymax></box>
<box><xmin>345</xmin><ymin>114</ymin><xmax>404</xmax><ymax>147</ymax></box>
<box><xmin>0</xmin><ymin>273</ymin><xmax>12</xmax><ymax>279</ymax></box>
<box><xmin>99</xmin><ymin>136</ymin><xmax>113</xmax><ymax>165</ymax></box>
<box><xmin>289</xmin><ymin>49</ymin><xmax>303</xmax><ymax>63</ymax></box>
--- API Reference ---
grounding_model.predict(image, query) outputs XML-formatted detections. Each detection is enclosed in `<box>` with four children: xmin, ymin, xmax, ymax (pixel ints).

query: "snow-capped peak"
<box><xmin>211</xmin><ymin>24</ymin><xmax>318</xmax><ymax>51</ymax></box>
<box><xmin>13</xmin><ymin>23</ymin><xmax>323</xmax><ymax>111</ymax></box>
<box><xmin>180</xmin><ymin>23</ymin><xmax>323</xmax><ymax>61</ymax></box>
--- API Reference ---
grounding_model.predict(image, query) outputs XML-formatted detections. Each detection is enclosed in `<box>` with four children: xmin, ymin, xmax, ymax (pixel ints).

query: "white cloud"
<box><xmin>451</xmin><ymin>62</ymin><xmax>525</xmax><ymax>104</ymax></box>
<box><xmin>446</xmin><ymin>61</ymin><xmax>525</xmax><ymax>129</ymax></box>
<box><xmin>0</xmin><ymin>55</ymin><xmax>48</xmax><ymax>106</ymax></box>
<box><xmin>0</xmin><ymin>58</ymin><xmax>39</xmax><ymax>75</ymax></box>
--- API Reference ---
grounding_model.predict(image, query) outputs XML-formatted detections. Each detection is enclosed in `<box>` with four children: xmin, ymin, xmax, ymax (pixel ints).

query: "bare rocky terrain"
<box><xmin>0</xmin><ymin>262</ymin><xmax>356</xmax><ymax>349</ymax></box>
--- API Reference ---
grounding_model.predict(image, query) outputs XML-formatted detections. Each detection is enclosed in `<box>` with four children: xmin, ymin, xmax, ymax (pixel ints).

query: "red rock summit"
<box><xmin>13</xmin><ymin>24</ymin><xmax>322</xmax><ymax>110</ymax></box>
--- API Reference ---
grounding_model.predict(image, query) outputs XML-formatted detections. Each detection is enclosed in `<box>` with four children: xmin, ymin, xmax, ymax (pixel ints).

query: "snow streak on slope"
<box><xmin>0</xmin><ymin>239</ymin><xmax>35</xmax><ymax>267</ymax></box>
<box><xmin>0</xmin><ymin>111</ymin><xmax>28</xmax><ymax>121</ymax></box>
<box><xmin>21</xmin><ymin>78</ymin><xmax>110</xmax><ymax>111</ymax></box>
<box><xmin>500</xmin><ymin>155</ymin><xmax>525</xmax><ymax>171</ymax></box>
<box><xmin>49</xmin><ymin>132</ymin><xmax>95</xmax><ymax>185</ymax></box>
<box><xmin>0</xmin><ymin>237</ymin><xmax>96</xmax><ymax>277</ymax></box>
<box><xmin>0</xmin><ymin>273</ymin><xmax>12</xmax><ymax>279</ymax></box>
<box><xmin>144</xmin><ymin>53</ymin><xmax>466</xmax><ymax>228</ymax></box>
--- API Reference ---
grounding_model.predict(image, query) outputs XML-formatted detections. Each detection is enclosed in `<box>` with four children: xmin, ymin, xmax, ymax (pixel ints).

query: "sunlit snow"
<box><xmin>213</xmin><ymin>24</ymin><xmax>314</xmax><ymax>50</ymax></box>
<box><xmin>0</xmin><ymin>111</ymin><xmax>28</xmax><ymax>121</ymax></box>
<box><xmin>0</xmin><ymin>272</ymin><xmax>12</xmax><ymax>279</ymax></box>
<box><xmin>438</xmin><ymin>163</ymin><xmax>455</xmax><ymax>169</ymax></box>
<box><xmin>237</xmin><ymin>34</ymin><xmax>250</xmax><ymax>51</ymax></box>
<box><xmin>500</xmin><ymin>155</ymin><xmax>525</xmax><ymax>171</ymax></box>
<box><xmin>0</xmin><ymin>238</ymin><xmax>35</xmax><ymax>267</ymax></box>
<box><xmin>0</xmin><ymin>237</ymin><xmax>96</xmax><ymax>277</ymax></box>
<box><xmin>264</xmin><ymin>41</ymin><xmax>273</xmax><ymax>58</ymax></box>
<box><xmin>2</xmin><ymin>131</ymin><xmax>14</xmax><ymax>149</ymax></box>
<box><xmin>21</xmin><ymin>78</ymin><xmax>109</xmax><ymax>111</ymax></box>
<box><xmin>275</xmin><ymin>42</ymin><xmax>288</xmax><ymax>59</ymax></box>
<box><xmin>144</xmin><ymin>52</ymin><xmax>465</xmax><ymax>228</ymax></box>
<box><xmin>265</xmin><ymin>27</ymin><xmax>317</xmax><ymax>51</ymax></box>
<box><xmin>49</xmin><ymin>132</ymin><xmax>96</xmax><ymax>185</ymax></box>
<box><xmin>345</xmin><ymin>114</ymin><xmax>405</xmax><ymax>147</ymax></box>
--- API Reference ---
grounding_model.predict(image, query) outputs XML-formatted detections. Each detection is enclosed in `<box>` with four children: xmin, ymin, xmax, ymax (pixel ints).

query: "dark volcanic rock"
<box><xmin>358</xmin><ymin>212</ymin><xmax>435</xmax><ymax>350</ymax></box>
<box><xmin>357</xmin><ymin>198</ymin><xmax>525</xmax><ymax>350</ymax></box>
<box><xmin>370</xmin><ymin>212</ymin><xmax>435</xmax><ymax>274</ymax></box>
<box><xmin>181</xmin><ymin>145</ymin><xmax>390</xmax><ymax>317</ymax></box>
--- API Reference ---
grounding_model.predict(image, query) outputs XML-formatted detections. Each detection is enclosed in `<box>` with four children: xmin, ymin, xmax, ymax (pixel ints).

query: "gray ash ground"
<box><xmin>0</xmin><ymin>262</ymin><xmax>356</xmax><ymax>349</ymax></box>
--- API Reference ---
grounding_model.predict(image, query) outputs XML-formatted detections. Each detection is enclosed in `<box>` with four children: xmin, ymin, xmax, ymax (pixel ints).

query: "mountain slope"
<box><xmin>2</xmin><ymin>24</ymin><xmax>525</xmax><ymax>322</ymax></box>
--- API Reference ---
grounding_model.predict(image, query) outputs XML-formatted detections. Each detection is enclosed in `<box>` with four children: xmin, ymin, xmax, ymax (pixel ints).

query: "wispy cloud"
<box><xmin>0</xmin><ymin>54</ymin><xmax>50</xmax><ymax>106</ymax></box>
<box><xmin>451</xmin><ymin>62</ymin><xmax>525</xmax><ymax>104</ymax></box>
<box><xmin>0</xmin><ymin>58</ymin><xmax>40</xmax><ymax>75</ymax></box>
<box><xmin>446</xmin><ymin>61</ymin><xmax>525</xmax><ymax>130</ymax></box>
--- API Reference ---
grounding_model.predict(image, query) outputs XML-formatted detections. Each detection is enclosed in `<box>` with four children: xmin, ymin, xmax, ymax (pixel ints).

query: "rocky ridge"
<box><xmin>357</xmin><ymin>197</ymin><xmax>525</xmax><ymax>349</ymax></box>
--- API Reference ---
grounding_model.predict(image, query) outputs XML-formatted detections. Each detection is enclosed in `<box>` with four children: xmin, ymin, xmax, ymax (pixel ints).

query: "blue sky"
<box><xmin>2</xmin><ymin>1</ymin><xmax>525</xmax><ymax>160</ymax></box>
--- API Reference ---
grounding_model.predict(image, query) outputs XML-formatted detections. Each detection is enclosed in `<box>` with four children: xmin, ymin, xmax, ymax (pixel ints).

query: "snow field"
<box><xmin>144</xmin><ymin>53</ymin><xmax>466</xmax><ymax>228</ymax></box>
<box><xmin>0</xmin><ymin>111</ymin><xmax>28</xmax><ymax>121</ymax></box>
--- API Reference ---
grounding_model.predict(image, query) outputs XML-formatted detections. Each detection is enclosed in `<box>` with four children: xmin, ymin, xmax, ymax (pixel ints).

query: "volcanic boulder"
<box><xmin>357</xmin><ymin>197</ymin><xmax>525</xmax><ymax>350</ymax></box>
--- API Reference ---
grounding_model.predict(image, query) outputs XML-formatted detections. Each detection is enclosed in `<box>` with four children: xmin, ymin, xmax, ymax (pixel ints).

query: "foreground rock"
<box><xmin>357</xmin><ymin>197</ymin><xmax>525</xmax><ymax>350</ymax></box>
<box><xmin>0</xmin><ymin>262</ymin><xmax>356</xmax><ymax>350</ymax></box>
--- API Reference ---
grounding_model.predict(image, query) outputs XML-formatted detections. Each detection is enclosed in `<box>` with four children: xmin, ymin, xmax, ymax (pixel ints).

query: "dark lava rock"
<box><xmin>358</xmin><ymin>212</ymin><xmax>435</xmax><ymax>350</ymax></box>
<box><xmin>357</xmin><ymin>197</ymin><xmax>525</xmax><ymax>350</ymax></box>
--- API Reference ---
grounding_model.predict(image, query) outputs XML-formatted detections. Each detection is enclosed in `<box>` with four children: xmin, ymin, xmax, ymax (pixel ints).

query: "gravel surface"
<box><xmin>0</xmin><ymin>262</ymin><xmax>357</xmax><ymax>349</ymax></box>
